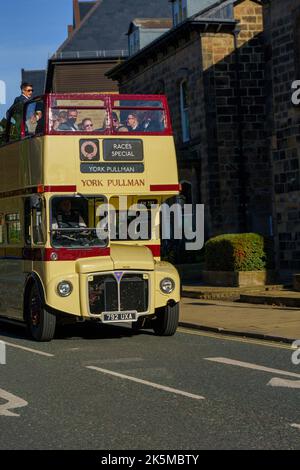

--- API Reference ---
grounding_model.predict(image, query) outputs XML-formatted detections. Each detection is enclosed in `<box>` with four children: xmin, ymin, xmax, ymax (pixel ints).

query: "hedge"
<box><xmin>204</xmin><ymin>233</ymin><xmax>274</xmax><ymax>272</ymax></box>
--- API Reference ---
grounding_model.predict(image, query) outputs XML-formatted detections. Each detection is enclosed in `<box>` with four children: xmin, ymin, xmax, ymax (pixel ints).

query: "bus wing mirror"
<box><xmin>30</xmin><ymin>195</ymin><xmax>42</xmax><ymax>210</ymax></box>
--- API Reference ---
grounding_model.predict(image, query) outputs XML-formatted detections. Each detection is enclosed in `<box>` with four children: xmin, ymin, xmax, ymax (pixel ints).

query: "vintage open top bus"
<box><xmin>0</xmin><ymin>93</ymin><xmax>180</xmax><ymax>341</ymax></box>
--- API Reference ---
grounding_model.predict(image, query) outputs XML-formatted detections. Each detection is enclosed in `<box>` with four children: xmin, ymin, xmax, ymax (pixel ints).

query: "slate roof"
<box><xmin>56</xmin><ymin>0</ymin><xmax>172</xmax><ymax>55</ymax></box>
<box><xmin>78</xmin><ymin>1</ymin><xmax>96</xmax><ymax>23</ymax></box>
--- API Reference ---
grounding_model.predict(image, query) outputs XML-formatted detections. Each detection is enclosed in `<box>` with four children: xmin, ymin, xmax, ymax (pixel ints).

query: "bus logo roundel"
<box><xmin>80</xmin><ymin>139</ymin><xmax>99</xmax><ymax>161</ymax></box>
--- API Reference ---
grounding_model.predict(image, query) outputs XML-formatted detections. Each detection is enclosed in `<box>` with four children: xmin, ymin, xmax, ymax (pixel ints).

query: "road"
<box><xmin>0</xmin><ymin>310</ymin><xmax>300</xmax><ymax>450</ymax></box>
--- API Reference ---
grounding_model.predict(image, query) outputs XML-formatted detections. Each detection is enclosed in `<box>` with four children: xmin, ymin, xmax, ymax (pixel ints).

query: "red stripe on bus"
<box><xmin>150</xmin><ymin>184</ymin><xmax>180</xmax><ymax>192</ymax></box>
<box><xmin>146</xmin><ymin>245</ymin><xmax>161</xmax><ymax>257</ymax></box>
<box><xmin>44</xmin><ymin>247</ymin><xmax>110</xmax><ymax>261</ymax></box>
<box><xmin>42</xmin><ymin>185</ymin><xmax>77</xmax><ymax>193</ymax></box>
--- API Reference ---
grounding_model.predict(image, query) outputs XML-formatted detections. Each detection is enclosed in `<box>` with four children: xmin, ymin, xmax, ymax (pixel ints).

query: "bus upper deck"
<box><xmin>0</xmin><ymin>93</ymin><xmax>179</xmax><ymax>198</ymax></box>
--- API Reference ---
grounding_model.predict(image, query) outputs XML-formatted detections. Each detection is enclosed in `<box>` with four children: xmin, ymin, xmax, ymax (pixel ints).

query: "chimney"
<box><xmin>68</xmin><ymin>25</ymin><xmax>74</xmax><ymax>37</ymax></box>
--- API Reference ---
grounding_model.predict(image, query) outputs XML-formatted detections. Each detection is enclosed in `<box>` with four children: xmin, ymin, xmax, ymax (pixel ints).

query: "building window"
<box><xmin>6</xmin><ymin>213</ymin><xmax>21</xmax><ymax>245</ymax></box>
<box><xmin>182</xmin><ymin>0</ymin><xmax>187</xmax><ymax>20</ymax></box>
<box><xmin>180</xmin><ymin>80</ymin><xmax>190</xmax><ymax>143</ymax></box>
<box><xmin>173</xmin><ymin>0</ymin><xmax>180</xmax><ymax>26</ymax></box>
<box><xmin>129</xmin><ymin>30</ymin><xmax>140</xmax><ymax>56</ymax></box>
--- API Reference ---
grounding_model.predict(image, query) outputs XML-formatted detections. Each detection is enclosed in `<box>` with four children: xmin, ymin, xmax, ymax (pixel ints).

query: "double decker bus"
<box><xmin>0</xmin><ymin>93</ymin><xmax>180</xmax><ymax>341</ymax></box>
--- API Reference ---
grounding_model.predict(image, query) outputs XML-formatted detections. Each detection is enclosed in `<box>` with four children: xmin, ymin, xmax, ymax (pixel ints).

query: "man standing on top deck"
<box><xmin>13</xmin><ymin>82</ymin><xmax>33</xmax><ymax>104</ymax></box>
<box><xmin>6</xmin><ymin>82</ymin><xmax>33</xmax><ymax>118</ymax></box>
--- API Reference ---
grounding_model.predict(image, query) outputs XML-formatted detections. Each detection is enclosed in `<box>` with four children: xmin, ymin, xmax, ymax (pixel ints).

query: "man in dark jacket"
<box><xmin>13</xmin><ymin>82</ymin><xmax>33</xmax><ymax>104</ymax></box>
<box><xmin>6</xmin><ymin>82</ymin><xmax>33</xmax><ymax>118</ymax></box>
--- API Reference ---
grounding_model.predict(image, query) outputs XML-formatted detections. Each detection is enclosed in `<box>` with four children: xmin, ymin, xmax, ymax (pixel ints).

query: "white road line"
<box><xmin>268</xmin><ymin>378</ymin><xmax>300</xmax><ymax>389</ymax></box>
<box><xmin>290</xmin><ymin>423</ymin><xmax>300</xmax><ymax>430</ymax></box>
<box><xmin>0</xmin><ymin>389</ymin><xmax>28</xmax><ymax>417</ymax></box>
<box><xmin>86</xmin><ymin>366</ymin><xmax>205</xmax><ymax>400</ymax></box>
<box><xmin>205</xmin><ymin>357</ymin><xmax>300</xmax><ymax>379</ymax></box>
<box><xmin>3</xmin><ymin>341</ymin><xmax>54</xmax><ymax>357</ymax></box>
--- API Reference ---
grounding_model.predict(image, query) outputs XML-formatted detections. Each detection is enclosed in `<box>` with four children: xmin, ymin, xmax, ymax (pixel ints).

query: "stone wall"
<box><xmin>263</xmin><ymin>0</ymin><xmax>300</xmax><ymax>274</ymax></box>
<box><xmin>115</xmin><ymin>0</ymin><xmax>271</xmax><ymax>242</ymax></box>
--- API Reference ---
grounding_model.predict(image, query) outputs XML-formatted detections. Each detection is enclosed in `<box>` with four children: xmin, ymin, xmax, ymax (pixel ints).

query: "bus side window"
<box><xmin>6</xmin><ymin>213</ymin><xmax>21</xmax><ymax>244</ymax></box>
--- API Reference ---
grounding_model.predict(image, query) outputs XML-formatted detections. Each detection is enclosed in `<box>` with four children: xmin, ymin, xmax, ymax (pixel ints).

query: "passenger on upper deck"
<box><xmin>6</xmin><ymin>82</ymin><xmax>33</xmax><ymax>118</ymax></box>
<box><xmin>126</xmin><ymin>113</ymin><xmax>142</xmax><ymax>132</ymax></box>
<box><xmin>14</xmin><ymin>82</ymin><xmax>33</xmax><ymax>105</ymax></box>
<box><xmin>141</xmin><ymin>112</ymin><xmax>162</xmax><ymax>132</ymax></box>
<box><xmin>58</xmin><ymin>110</ymin><xmax>79</xmax><ymax>131</ymax></box>
<box><xmin>81</xmin><ymin>118</ymin><xmax>94</xmax><ymax>132</ymax></box>
<box><xmin>112</xmin><ymin>112</ymin><xmax>128</xmax><ymax>132</ymax></box>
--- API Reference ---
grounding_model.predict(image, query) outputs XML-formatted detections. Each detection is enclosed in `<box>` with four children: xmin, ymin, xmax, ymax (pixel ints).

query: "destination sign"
<box><xmin>103</xmin><ymin>139</ymin><xmax>144</xmax><ymax>161</ymax></box>
<box><xmin>80</xmin><ymin>163</ymin><xmax>145</xmax><ymax>174</ymax></box>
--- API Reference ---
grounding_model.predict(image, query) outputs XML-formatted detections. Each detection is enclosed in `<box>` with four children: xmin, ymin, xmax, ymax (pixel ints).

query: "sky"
<box><xmin>0</xmin><ymin>0</ymin><xmax>74</xmax><ymax>119</ymax></box>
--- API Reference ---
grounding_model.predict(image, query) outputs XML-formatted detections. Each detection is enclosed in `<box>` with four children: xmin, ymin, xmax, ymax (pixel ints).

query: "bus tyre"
<box><xmin>152</xmin><ymin>303</ymin><xmax>179</xmax><ymax>336</ymax></box>
<box><xmin>27</xmin><ymin>285</ymin><xmax>56</xmax><ymax>342</ymax></box>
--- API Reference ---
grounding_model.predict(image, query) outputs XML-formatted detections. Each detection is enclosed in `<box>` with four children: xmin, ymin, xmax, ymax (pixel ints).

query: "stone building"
<box><xmin>108</xmin><ymin>0</ymin><xmax>272</xmax><ymax>244</ymax></box>
<box><xmin>263</xmin><ymin>0</ymin><xmax>300</xmax><ymax>274</ymax></box>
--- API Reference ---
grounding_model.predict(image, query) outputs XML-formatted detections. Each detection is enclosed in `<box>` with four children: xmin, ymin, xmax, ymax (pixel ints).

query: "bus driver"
<box><xmin>52</xmin><ymin>199</ymin><xmax>87</xmax><ymax>231</ymax></box>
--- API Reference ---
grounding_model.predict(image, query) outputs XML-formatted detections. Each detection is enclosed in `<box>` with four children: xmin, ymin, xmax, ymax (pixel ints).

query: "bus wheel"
<box><xmin>152</xmin><ymin>303</ymin><xmax>179</xmax><ymax>336</ymax></box>
<box><xmin>27</xmin><ymin>285</ymin><xmax>56</xmax><ymax>342</ymax></box>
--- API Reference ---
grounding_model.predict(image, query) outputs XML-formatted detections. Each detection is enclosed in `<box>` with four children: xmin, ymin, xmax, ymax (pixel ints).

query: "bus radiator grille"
<box><xmin>88</xmin><ymin>273</ymin><xmax>149</xmax><ymax>315</ymax></box>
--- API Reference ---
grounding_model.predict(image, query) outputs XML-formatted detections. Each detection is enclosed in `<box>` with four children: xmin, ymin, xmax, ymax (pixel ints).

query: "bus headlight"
<box><xmin>160</xmin><ymin>278</ymin><xmax>175</xmax><ymax>294</ymax></box>
<box><xmin>57</xmin><ymin>281</ymin><xmax>73</xmax><ymax>297</ymax></box>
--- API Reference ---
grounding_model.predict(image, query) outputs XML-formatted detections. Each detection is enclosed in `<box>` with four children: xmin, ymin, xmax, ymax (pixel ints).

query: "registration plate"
<box><xmin>102</xmin><ymin>311</ymin><xmax>137</xmax><ymax>323</ymax></box>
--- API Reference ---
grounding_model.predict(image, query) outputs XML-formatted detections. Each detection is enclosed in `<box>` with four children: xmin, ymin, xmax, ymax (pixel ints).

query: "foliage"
<box><xmin>205</xmin><ymin>233</ymin><xmax>274</xmax><ymax>272</ymax></box>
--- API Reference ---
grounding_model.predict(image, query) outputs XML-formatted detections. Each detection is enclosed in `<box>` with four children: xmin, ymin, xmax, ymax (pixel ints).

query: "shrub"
<box><xmin>205</xmin><ymin>233</ymin><xmax>273</xmax><ymax>272</ymax></box>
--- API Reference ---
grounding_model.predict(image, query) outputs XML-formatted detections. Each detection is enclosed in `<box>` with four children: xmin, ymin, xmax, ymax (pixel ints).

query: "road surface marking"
<box><xmin>0</xmin><ymin>341</ymin><xmax>5</xmax><ymax>364</ymax></box>
<box><xmin>178</xmin><ymin>328</ymin><xmax>292</xmax><ymax>350</ymax></box>
<box><xmin>268</xmin><ymin>378</ymin><xmax>300</xmax><ymax>389</ymax></box>
<box><xmin>86</xmin><ymin>366</ymin><xmax>205</xmax><ymax>400</ymax></box>
<box><xmin>95</xmin><ymin>358</ymin><xmax>144</xmax><ymax>365</ymax></box>
<box><xmin>205</xmin><ymin>357</ymin><xmax>300</xmax><ymax>378</ymax></box>
<box><xmin>0</xmin><ymin>389</ymin><xmax>28</xmax><ymax>417</ymax></box>
<box><xmin>3</xmin><ymin>341</ymin><xmax>54</xmax><ymax>357</ymax></box>
<box><xmin>290</xmin><ymin>423</ymin><xmax>300</xmax><ymax>430</ymax></box>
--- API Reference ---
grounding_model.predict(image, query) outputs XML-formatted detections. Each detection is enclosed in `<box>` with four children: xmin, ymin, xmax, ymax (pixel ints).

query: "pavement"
<box><xmin>179</xmin><ymin>296</ymin><xmax>300</xmax><ymax>344</ymax></box>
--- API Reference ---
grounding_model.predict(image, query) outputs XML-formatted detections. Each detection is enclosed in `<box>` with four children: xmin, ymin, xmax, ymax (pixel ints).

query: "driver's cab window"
<box><xmin>51</xmin><ymin>196</ymin><xmax>107</xmax><ymax>248</ymax></box>
<box><xmin>25</xmin><ymin>100</ymin><xmax>44</xmax><ymax>136</ymax></box>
